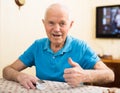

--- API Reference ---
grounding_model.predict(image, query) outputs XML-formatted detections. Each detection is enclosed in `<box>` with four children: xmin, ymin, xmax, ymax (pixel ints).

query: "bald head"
<box><xmin>44</xmin><ymin>3</ymin><xmax>71</xmax><ymax>21</ymax></box>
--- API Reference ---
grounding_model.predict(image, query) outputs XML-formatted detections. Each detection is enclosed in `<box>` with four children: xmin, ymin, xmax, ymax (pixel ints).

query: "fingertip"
<box><xmin>68</xmin><ymin>57</ymin><xmax>74</xmax><ymax>66</ymax></box>
<box><xmin>26</xmin><ymin>86</ymin><xmax>30</xmax><ymax>90</ymax></box>
<box><xmin>68</xmin><ymin>57</ymin><xmax>72</xmax><ymax>63</ymax></box>
<box><xmin>68</xmin><ymin>57</ymin><xmax>72</xmax><ymax>61</ymax></box>
<box><xmin>68</xmin><ymin>57</ymin><xmax>79</xmax><ymax>67</ymax></box>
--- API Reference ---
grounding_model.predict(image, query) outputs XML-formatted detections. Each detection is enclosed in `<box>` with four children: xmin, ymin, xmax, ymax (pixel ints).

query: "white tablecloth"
<box><xmin>0</xmin><ymin>78</ymin><xmax>119</xmax><ymax>93</ymax></box>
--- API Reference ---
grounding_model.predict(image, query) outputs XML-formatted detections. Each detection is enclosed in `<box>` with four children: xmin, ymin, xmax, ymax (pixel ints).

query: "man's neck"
<box><xmin>51</xmin><ymin>43</ymin><xmax>64</xmax><ymax>53</ymax></box>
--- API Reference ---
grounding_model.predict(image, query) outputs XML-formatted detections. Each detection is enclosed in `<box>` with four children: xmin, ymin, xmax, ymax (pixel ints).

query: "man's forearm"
<box><xmin>85</xmin><ymin>69</ymin><xmax>114</xmax><ymax>84</ymax></box>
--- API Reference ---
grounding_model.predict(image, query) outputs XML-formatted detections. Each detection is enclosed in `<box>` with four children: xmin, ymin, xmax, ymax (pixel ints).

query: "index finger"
<box><xmin>64</xmin><ymin>68</ymin><xmax>75</xmax><ymax>74</ymax></box>
<box><xmin>27</xmin><ymin>80</ymin><xmax>36</xmax><ymax>89</ymax></box>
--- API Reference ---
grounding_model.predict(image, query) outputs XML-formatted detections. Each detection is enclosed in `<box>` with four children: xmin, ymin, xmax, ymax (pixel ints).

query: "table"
<box><xmin>0</xmin><ymin>78</ymin><xmax>119</xmax><ymax>93</ymax></box>
<box><xmin>101</xmin><ymin>59</ymin><xmax>120</xmax><ymax>63</ymax></box>
<box><xmin>101</xmin><ymin>58</ymin><xmax>120</xmax><ymax>87</ymax></box>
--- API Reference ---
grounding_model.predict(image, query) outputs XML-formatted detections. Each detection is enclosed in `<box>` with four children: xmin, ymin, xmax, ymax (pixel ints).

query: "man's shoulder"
<box><xmin>69</xmin><ymin>36</ymin><xmax>86</xmax><ymax>45</ymax></box>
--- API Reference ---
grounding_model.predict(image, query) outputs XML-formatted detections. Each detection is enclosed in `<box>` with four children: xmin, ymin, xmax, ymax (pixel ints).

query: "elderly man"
<box><xmin>3</xmin><ymin>3</ymin><xmax>114</xmax><ymax>89</ymax></box>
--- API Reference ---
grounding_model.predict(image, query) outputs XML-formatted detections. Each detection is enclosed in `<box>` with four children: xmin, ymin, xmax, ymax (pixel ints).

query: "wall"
<box><xmin>0</xmin><ymin>0</ymin><xmax>120</xmax><ymax>78</ymax></box>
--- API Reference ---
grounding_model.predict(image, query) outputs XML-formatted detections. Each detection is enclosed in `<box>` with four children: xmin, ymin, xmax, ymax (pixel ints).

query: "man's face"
<box><xmin>42</xmin><ymin>8</ymin><xmax>73</xmax><ymax>45</ymax></box>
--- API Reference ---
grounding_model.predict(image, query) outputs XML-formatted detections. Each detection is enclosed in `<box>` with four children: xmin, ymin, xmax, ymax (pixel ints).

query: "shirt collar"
<box><xmin>43</xmin><ymin>36</ymin><xmax>72</xmax><ymax>55</ymax></box>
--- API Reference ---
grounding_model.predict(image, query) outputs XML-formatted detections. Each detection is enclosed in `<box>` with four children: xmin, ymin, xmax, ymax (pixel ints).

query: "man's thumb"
<box><xmin>68</xmin><ymin>57</ymin><xmax>79</xmax><ymax>67</ymax></box>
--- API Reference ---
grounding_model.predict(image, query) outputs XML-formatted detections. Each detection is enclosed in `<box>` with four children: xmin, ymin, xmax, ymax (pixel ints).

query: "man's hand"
<box><xmin>63</xmin><ymin>58</ymin><xmax>88</xmax><ymax>87</ymax></box>
<box><xmin>17</xmin><ymin>73</ymin><xmax>39</xmax><ymax>90</ymax></box>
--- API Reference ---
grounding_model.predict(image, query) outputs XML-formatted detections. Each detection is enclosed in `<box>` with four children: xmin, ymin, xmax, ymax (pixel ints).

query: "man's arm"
<box><xmin>3</xmin><ymin>59</ymin><xmax>27</xmax><ymax>81</ymax></box>
<box><xmin>63</xmin><ymin>58</ymin><xmax>114</xmax><ymax>87</ymax></box>
<box><xmin>2</xmin><ymin>59</ymin><xmax>38</xmax><ymax>89</ymax></box>
<box><xmin>85</xmin><ymin>61</ymin><xmax>114</xmax><ymax>84</ymax></box>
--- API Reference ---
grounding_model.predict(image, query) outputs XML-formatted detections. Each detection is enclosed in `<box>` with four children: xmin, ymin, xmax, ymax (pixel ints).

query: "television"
<box><xmin>96</xmin><ymin>5</ymin><xmax>120</xmax><ymax>38</ymax></box>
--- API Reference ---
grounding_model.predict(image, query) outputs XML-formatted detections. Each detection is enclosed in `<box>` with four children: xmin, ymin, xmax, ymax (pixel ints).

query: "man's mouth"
<box><xmin>52</xmin><ymin>34</ymin><xmax>61</xmax><ymax>37</ymax></box>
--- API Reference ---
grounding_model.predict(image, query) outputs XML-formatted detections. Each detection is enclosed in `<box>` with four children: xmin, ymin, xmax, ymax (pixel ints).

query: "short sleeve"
<box><xmin>80</xmin><ymin>42</ymin><xmax>100</xmax><ymax>69</ymax></box>
<box><xmin>19</xmin><ymin>41</ymin><xmax>37</xmax><ymax>67</ymax></box>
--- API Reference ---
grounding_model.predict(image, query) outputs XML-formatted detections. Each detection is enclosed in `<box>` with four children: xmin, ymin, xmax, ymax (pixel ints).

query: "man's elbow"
<box><xmin>109</xmin><ymin>69</ymin><xmax>115</xmax><ymax>83</ymax></box>
<box><xmin>2</xmin><ymin>66</ymin><xmax>11</xmax><ymax>80</ymax></box>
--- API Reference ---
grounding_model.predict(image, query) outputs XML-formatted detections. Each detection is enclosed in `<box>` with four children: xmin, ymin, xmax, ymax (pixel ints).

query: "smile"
<box><xmin>52</xmin><ymin>34</ymin><xmax>61</xmax><ymax>37</ymax></box>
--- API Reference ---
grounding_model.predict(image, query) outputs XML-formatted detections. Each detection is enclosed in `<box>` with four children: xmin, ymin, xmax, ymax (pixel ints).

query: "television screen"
<box><xmin>96</xmin><ymin>5</ymin><xmax>120</xmax><ymax>38</ymax></box>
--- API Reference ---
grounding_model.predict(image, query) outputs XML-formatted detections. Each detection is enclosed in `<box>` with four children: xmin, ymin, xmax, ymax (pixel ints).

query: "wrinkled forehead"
<box><xmin>44</xmin><ymin>3</ymin><xmax>71</xmax><ymax>20</ymax></box>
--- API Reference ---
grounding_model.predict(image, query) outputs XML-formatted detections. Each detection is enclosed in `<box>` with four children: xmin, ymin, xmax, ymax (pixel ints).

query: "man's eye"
<box><xmin>60</xmin><ymin>22</ymin><xmax>65</xmax><ymax>26</ymax></box>
<box><xmin>49</xmin><ymin>22</ymin><xmax>54</xmax><ymax>25</ymax></box>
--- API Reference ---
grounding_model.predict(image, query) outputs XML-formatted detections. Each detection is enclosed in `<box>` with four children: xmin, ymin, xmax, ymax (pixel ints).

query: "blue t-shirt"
<box><xmin>19</xmin><ymin>36</ymin><xmax>100</xmax><ymax>82</ymax></box>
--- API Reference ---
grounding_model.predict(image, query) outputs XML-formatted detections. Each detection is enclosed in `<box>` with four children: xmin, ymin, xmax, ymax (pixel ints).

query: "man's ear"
<box><xmin>42</xmin><ymin>19</ymin><xmax>45</xmax><ymax>24</ymax></box>
<box><xmin>70</xmin><ymin>21</ymin><xmax>74</xmax><ymax>28</ymax></box>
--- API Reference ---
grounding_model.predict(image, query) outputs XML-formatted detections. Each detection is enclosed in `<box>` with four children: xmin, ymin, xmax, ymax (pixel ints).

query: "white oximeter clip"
<box><xmin>36</xmin><ymin>80</ymin><xmax>47</xmax><ymax>90</ymax></box>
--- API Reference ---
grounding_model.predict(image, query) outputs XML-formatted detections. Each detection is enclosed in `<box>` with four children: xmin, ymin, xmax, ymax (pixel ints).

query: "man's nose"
<box><xmin>54</xmin><ymin>24</ymin><xmax>60</xmax><ymax>31</ymax></box>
